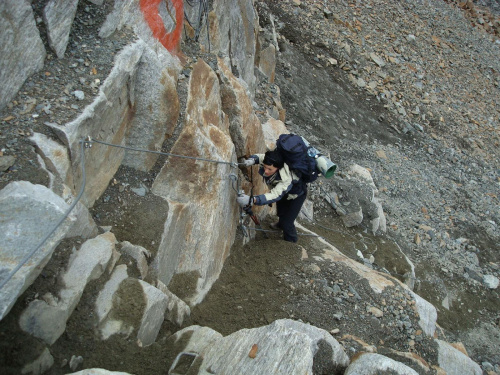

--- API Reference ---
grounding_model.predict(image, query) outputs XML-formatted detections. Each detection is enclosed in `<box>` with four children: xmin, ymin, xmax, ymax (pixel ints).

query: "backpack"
<box><xmin>276</xmin><ymin>133</ymin><xmax>319</xmax><ymax>183</ymax></box>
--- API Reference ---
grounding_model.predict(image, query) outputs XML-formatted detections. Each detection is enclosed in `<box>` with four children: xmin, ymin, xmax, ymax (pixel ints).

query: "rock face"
<box><xmin>151</xmin><ymin>59</ymin><xmax>239</xmax><ymax>306</ymax></box>
<box><xmin>43</xmin><ymin>0</ymin><xmax>79</xmax><ymax>58</ymax></box>
<box><xmin>0</xmin><ymin>181</ymin><xmax>74</xmax><ymax>320</ymax></box>
<box><xmin>48</xmin><ymin>41</ymin><xmax>146</xmax><ymax>207</ymax></box>
<box><xmin>0</xmin><ymin>0</ymin><xmax>46</xmax><ymax>110</ymax></box>
<box><xmin>203</xmin><ymin>0</ymin><xmax>258</xmax><ymax>95</ymax></box>
<box><xmin>122</xmin><ymin>45</ymin><xmax>181</xmax><ymax>172</ymax></box>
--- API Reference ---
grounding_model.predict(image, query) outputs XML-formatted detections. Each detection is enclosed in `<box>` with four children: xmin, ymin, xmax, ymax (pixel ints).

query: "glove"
<box><xmin>237</xmin><ymin>194</ymin><xmax>251</xmax><ymax>207</ymax></box>
<box><xmin>243</xmin><ymin>158</ymin><xmax>255</xmax><ymax>167</ymax></box>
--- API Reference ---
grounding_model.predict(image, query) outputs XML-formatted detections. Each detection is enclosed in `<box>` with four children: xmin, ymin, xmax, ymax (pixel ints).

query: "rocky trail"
<box><xmin>0</xmin><ymin>0</ymin><xmax>499</xmax><ymax>374</ymax></box>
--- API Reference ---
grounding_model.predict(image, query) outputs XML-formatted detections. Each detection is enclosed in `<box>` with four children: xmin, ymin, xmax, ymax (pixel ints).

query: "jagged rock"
<box><xmin>298</xmin><ymin>199</ymin><xmax>314</xmax><ymax>221</ymax></box>
<box><xmin>217</xmin><ymin>57</ymin><xmax>266</xmax><ymax>159</ymax></box>
<box><xmin>21</xmin><ymin>347</ymin><xmax>54</xmax><ymax>375</ymax></box>
<box><xmin>136</xmin><ymin>280</ymin><xmax>169</xmax><ymax>347</ymax></box>
<box><xmin>19</xmin><ymin>233</ymin><xmax>115</xmax><ymax>344</ymax></box>
<box><xmin>43</xmin><ymin>0</ymin><xmax>79</xmax><ymax>58</ymax></box>
<box><xmin>0</xmin><ymin>0</ymin><xmax>46</xmax><ymax>110</ymax></box>
<box><xmin>333</xmin><ymin>164</ymin><xmax>386</xmax><ymax>233</ymax></box>
<box><xmin>30</xmin><ymin>132</ymin><xmax>98</xmax><ymax>239</ymax></box>
<box><xmin>186</xmin><ymin>319</ymin><xmax>349</xmax><ymax>374</ymax></box>
<box><xmin>30</xmin><ymin>132</ymin><xmax>72</xmax><ymax>187</ymax></box>
<box><xmin>155</xmin><ymin>280</ymin><xmax>191</xmax><ymax>326</ymax></box>
<box><xmin>262</xmin><ymin>118</ymin><xmax>288</xmax><ymax>150</ymax></box>
<box><xmin>259</xmin><ymin>44</ymin><xmax>277</xmax><ymax>83</ymax></box>
<box><xmin>151</xmin><ymin>59</ymin><xmax>239</xmax><ymax>306</ymax></box>
<box><xmin>0</xmin><ymin>181</ymin><xmax>74</xmax><ymax>320</ymax></box>
<box><xmin>119</xmin><ymin>242</ymin><xmax>150</xmax><ymax>279</ymax></box>
<box><xmin>46</xmin><ymin>41</ymin><xmax>146</xmax><ymax>207</ymax></box>
<box><xmin>122</xmin><ymin>45</ymin><xmax>181</xmax><ymax>172</ymax></box>
<box><xmin>202</xmin><ymin>0</ymin><xmax>258</xmax><ymax>95</ymax></box>
<box><xmin>345</xmin><ymin>353</ymin><xmax>418</xmax><ymax>375</ymax></box>
<box><xmin>436</xmin><ymin>339</ymin><xmax>482</xmax><ymax>375</ymax></box>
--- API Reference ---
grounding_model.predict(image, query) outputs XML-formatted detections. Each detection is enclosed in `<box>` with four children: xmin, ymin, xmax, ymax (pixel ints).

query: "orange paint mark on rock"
<box><xmin>140</xmin><ymin>0</ymin><xmax>185</xmax><ymax>58</ymax></box>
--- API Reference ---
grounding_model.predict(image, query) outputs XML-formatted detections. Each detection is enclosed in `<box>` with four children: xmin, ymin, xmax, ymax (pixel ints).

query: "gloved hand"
<box><xmin>237</xmin><ymin>194</ymin><xmax>251</xmax><ymax>207</ymax></box>
<box><xmin>243</xmin><ymin>158</ymin><xmax>255</xmax><ymax>167</ymax></box>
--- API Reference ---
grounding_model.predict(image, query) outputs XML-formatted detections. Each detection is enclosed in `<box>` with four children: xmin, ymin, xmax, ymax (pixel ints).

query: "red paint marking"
<box><xmin>140</xmin><ymin>0</ymin><xmax>184</xmax><ymax>55</ymax></box>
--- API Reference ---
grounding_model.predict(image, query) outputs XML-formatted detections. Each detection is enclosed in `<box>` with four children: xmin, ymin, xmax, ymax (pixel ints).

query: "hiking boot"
<box><xmin>270</xmin><ymin>222</ymin><xmax>281</xmax><ymax>230</ymax></box>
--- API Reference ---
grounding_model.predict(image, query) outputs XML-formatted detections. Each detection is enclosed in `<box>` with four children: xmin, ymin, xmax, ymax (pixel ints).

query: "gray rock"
<box><xmin>483</xmin><ymin>274</ymin><xmax>499</xmax><ymax>289</ymax></box>
<box><xmin>151</xmin><ymin>60</ymin><xmax>239</xmax><ymax>307</ymax></box>
<box><xmin>0</xmin><ymin>0</ymin><xmax>46</xmax><ymax>110</ymax></box>
<box><xmin>43</xmin><ymin>0</ymin><xmax>79</xmax><ymax>58</ymax></box>
<box><xmin>122</xmin><ymin>45</ymin><xmax>181</xmax><ymax>172</ymax></box>
<box><xmin>19</xmin><ymin>233</ymin><xmax>115</xmax><ymax>344</ymax></box>
<box><xmin>69</xmin><ymin>370</ymin><xmax>131</xmax><ymax>375</ymax></box>
<box><xmin>72</xmin><ymin>90</ymin><xmax>85</xmax><ymax>100</ymax></box>
<box><xmin>155</xmin><ymin>280</ymin><xmax>191</xmax><ymax>326</ymax></box>
<box><xmin>177</xmin><ymin>319</ymin><xmax>349</xmax><ymax>374</ymax></box>
<box><xmin>47</xmin><ymin>40</ymin><xmax>145</xmax><ymax>207</ymax></box>
<box><xmin>21</xmin><ymin>347</ymin><xmax>54</xmax><ymax>375</ymax></box>
<box><xmin>0</xmin><ymin>181</ymin><xmax>74</xmax><ymax>320</ymax></box>
<box><xmin>345</xmin><ymin>353</ymin><xmax>418</xmax><ymax>374</ymax></box>
<box><xmin>436</xmin><ymin>339</ymin><xmax>482</xmax><ymax>375</ymax></box>
<box><xmin>0</xmin><ymin>155</ymin><xmax>16</xmax><ymax>172</ymax></box>
<box><xmin>119</xmin><ymin>242</ymin><xmax>150</xmax><ymax>279</ymax></box>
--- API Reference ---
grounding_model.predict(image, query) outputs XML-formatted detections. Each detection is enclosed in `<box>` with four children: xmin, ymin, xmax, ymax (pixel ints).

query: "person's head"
<box><xmin>262</xmin><ymin>150</ymin><xmax>283</xmax><ymax>176</ymax></box>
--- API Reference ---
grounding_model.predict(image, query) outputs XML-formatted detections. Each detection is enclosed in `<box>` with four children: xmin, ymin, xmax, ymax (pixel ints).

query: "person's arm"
<box><xmin>253</xmin><ymin>164</ymin><xmax>295</xmax><ymax>205</ymax></box>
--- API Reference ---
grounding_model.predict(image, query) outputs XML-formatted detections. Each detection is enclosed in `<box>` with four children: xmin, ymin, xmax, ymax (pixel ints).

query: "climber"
<box><xmin>237</xmin><ymin>149</ymin><xmax>307</xmax><ymax>243</ymax></box>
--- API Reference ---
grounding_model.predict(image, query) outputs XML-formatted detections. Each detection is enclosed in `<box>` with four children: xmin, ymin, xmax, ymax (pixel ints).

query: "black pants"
<box><xmin>276</xmin><ymin>193</ymin><xmax>307</xmax><ymax>242</ymax></box>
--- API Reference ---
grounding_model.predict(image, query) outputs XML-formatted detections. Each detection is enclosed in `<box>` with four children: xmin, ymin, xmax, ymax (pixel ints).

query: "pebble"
<box><xmin>73</xmin><ymin>90</ymin><xmax>85</xmax><ymax>100</ymax></box>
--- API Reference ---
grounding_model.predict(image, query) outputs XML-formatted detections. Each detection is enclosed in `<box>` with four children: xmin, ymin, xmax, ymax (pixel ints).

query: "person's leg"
<box><xmin>277</xmin><ymin>194</ymin><xmax>307</xmax><ymax>242</ymax></box>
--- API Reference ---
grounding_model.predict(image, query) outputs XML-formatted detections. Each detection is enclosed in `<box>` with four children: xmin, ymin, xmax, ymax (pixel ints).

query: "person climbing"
<box><xmin>237</xmin><ymin>149</ymin><xmax>307</xmax><ymax>243</ymax></box>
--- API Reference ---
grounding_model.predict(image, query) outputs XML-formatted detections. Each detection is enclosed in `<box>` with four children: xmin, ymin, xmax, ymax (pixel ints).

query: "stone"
<box><xmin>0</xmin><ymin>182</ymin><xmax>74</xmax><ymax>320</ymax></box>
<box><xmin>341</xmin><ymin>207</ymin><xmax>363</xmax><ymax>227</ymax></box>
<box><xmin>345</xmin><ymin>353</ymin><xmax>418</xmax><ymax>375</ymax></box>
<box><xmin>298</xmin><ymin>199</ymin><xmax>314</xmax><ymax>222</ymax></box>
<box><xmin>151</xmin><ymin>59</ymin><xmax>239</xmax><ymax>307</ymax></box>
<box><xmin>43</xmin><ymin>0</ymin><xmax>79</xmax><ymax>58</ymax></box>
<box><xmin>46</xmin><ymin>41</ymin><xmax>146</xmax><ymax>207</ymax></box>
<box><xmin>30</xmin><ymin>132</ymin><xmax>72</xmax><ymax>186</ymax></box>
<box><xmin>367</xmin><ymin>306</ymin><xmax>384</xmax><ymax>318</ymax></box>
<box><xmin>122</xmin><ymin>45</ymin><xmax>181</xmax><ymax>172</ymax></box>
<box><xmin>136</xmin><ymin>280</ymin><xmax>169</xmax><ymax>346</ymax></box>
<box><xmin>119</xmin><ymin>242</ymin><xmax>150</xmax><ymax>279</ymax></box>
<box><xmin>483</xmin><ymin>275</ymin><xmax>499</xmax><ymax>289</ymax></box>
<box><xmin>410</xmin><ymin>291</ymin><xmax>437</xmax><ymax>337</ymax></box>
<box><xmin>19</xmin><ymin>233</ymin><xmax>115</xmax><ymax>344</ymax></box>
<box><xmin>21</xmin><ymin>347</ymin><xmax>54</xmax><ymax>375</ymax></box>
<box><xmin>436</xmin><ymin>339</ymin><xmax>482</xmax><ymax>375</ymax></box>
<box><xmin>370</xmin><ymin>52</ymin><xmax>386</xmax><ymax>67</ymax></box>
<box><xmin>0</xmin><ymin>0</ymin><xmax>46</xmax><ymax>110</ymax></box>
<box><xmin>72</xmin><ymin>90</ymin><xmax>85</xmax><ymax>100</ymax></box>
<box><xmin>201</xmin><ymin>0</ymin><xmax>258</xmax><ymax>95</ymax></box>
<box><xmin>258</xmin><ymin>44</ymin><xmax>276</xmax><ymax>83</ymax></box>
<box><xmin>178</xmin><ymin>319</ymin><xmax>349</xmax><ymax>374</ymax></box>
<box><xmin>68</xmin><ymin>370</ymin><xmax>131</xmax><ymax>375</ymax></box>
<box><xmin>155</xmin><ymin>280</ymin><xmax>191</xmax><ymax>326</ymax></box>
<box><xmin>0</xmin><ymin>155</ymin><xmax>16</xmax><ymax>172</ymax></box>
<box><xmin>261</xmin><ymin>118</ymin><xmax>288</xmax><ymax>150</ymax></box>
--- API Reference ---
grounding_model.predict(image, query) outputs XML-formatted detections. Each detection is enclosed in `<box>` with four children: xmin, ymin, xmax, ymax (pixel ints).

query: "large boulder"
<box><xmin>0</xmin><ymin>0</ymin><xmax>46</xmax><ymax>110</ymax></box>
<box><xmin>47</xmin><ymin>41</ymin><xmax>146</xmax><ymax>207</ymax></box>
<box><xmin>170</xmin><ymin>319</ymin><xmax>349</xmax><ymax>374</ymax></box>
<box><xmin>435</xmin><ymin>339</ymin><xmax>482</xmax><ymax>375</ymax></box>
<box><xmin>151</xmin><ymin>59</ymin><xmax>239</xmax><ymax>306</ymax></box>
<box><xmin>0</xmin><ymin>181</ymin><xmax>74</xmax><ymax>320</ymax></box>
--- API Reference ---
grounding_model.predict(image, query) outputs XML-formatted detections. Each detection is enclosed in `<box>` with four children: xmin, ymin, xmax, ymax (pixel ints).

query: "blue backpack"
<box><xmin>276</xmin><ymin>134</ymin><xmax>319</xmax><ymax>183</ymax></box>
